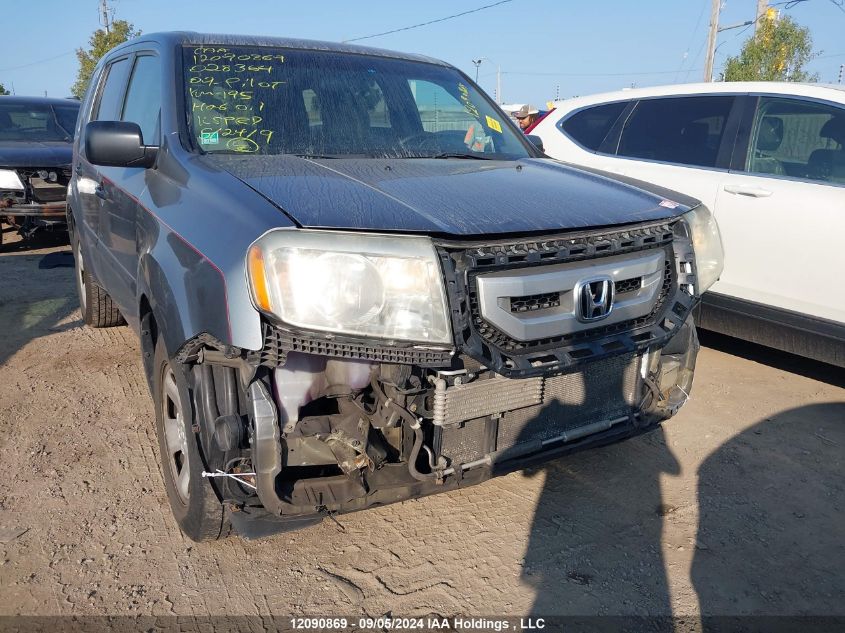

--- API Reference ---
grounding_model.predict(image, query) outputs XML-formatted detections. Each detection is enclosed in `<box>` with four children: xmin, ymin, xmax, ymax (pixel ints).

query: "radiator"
<box><xmin>435</xmin><ymin>354</ymin><xmax>641</xmax><ymax>465</ymax></box>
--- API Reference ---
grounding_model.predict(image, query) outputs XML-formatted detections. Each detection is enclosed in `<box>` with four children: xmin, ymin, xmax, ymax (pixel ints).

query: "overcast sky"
<box><xmin>1</xmin><ymin>0</ymin><xmax>843</xmax><ymax>104</ymax></box>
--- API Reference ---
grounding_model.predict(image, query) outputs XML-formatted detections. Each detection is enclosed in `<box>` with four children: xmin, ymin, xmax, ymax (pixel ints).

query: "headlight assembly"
<box><xmin>0</xmin><ymin>169</ymin><xmax>25</xmax><ymax>190</ymax></box>
<box><xmin>247</xmin><ymin>230</ymin><xmax>453</xmax><ymax>345</ymax></box>
<box><xmin>682</xmin><ymin>204</ymin><xmax>724</xmax><ymax>294</ymax></box>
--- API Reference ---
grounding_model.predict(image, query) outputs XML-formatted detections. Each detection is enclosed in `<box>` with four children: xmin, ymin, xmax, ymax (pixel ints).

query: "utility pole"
<box><xmin>754</xmin><ymin>0</ymin><xmax>768</xmax><ymax>34</ymax></box>
<box><xmin>703</xmin><ymin>0</ymin><xmax>721</xmax><ymax>82</ymax></box>
<box><xmin>99</xmin><ymin>0</ymin><xmax>111</xmax><ymax>33</ymax></box>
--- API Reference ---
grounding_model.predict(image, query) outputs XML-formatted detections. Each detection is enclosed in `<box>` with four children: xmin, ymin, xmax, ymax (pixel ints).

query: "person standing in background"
<box><xmin>514</xmin><ymin>104</ymin><xmax>539</xmax><ymax>132</ymax></box>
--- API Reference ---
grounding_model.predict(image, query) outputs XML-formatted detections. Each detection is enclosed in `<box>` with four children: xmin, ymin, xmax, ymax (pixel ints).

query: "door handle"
<box><xmin>723</xmin><ymin>184</ymin><xmax>773</xmax><ymax>198</ymax></box>
<box><xmin>94</xmin><ymin>184</ymin><xmax>107</xmax><ymax>200</ymax></box>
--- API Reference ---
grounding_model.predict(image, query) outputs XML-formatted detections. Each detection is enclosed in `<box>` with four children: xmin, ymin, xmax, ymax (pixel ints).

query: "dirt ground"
<box><xmin>0</xmin><ymin>228</ymin><xmax>843</xmax><ymax>621</ymax></box>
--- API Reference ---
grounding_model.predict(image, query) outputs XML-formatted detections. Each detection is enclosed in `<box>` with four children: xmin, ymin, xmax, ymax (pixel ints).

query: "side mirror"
<box><xmin>85</xmin><ymin>121</ymin><xmax>158</xmax><ymax>168</ymax></box>
<box><xmin>526</xmin><ymin>134</ymin><xmax>544</xmax><ymax>153</ymax></box>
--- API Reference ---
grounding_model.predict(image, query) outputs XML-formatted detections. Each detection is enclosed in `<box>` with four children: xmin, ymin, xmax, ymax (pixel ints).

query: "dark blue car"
<box><xmin>0</xmin><ymin>96</ymin><xmax>79</xmax><ymax>243</ymax></box>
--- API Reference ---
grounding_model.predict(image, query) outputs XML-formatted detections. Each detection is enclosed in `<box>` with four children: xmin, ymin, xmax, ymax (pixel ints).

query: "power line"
<box><xmin>0</xmin><ymin>50</ymin><xmax>76</xmax><ymax>73</ymax></box>
<box><xmin>778</xmin><ymin>0</ymin><xmax>845</xmax><ymax>11</ymax></box>
<box><xmin>675</xmin><ymin>0</ymin><xmax>710</xmax><ymax>82</ymax></box>
<box><xmin>343</xmin><ymin>0</ymin><xmax>515</xmax><ymax>43</ymax></box>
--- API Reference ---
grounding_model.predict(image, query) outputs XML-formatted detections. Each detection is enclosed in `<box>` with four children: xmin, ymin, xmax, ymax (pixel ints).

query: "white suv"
<box><xmin>532</xmin><ymin>82</ymin><xmax>845</xmax><ymax>367</ymax></box>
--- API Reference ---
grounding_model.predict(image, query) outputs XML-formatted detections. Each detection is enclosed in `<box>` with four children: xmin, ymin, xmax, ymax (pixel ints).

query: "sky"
<box><xmin>1</xmin><ymin>0</ymin><xmax>844</xmax><ymax>105</ymax></box>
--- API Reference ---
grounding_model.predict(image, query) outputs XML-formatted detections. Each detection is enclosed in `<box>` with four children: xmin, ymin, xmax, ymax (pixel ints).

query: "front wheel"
<box><xmin>152</xmin><ymin>338</ymin><xmax>230</xmax><ymax>541</ymax></box>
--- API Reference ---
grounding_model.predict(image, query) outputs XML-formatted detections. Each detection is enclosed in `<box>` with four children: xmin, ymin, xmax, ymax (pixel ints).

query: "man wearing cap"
<box><xmin>514</xmin><ymin>104</ymin><xmax>539</xmax><ymax>132</ymax></box>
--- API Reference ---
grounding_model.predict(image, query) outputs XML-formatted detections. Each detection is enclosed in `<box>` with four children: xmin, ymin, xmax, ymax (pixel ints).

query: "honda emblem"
<box><xmin>576</xmin><ymin>276</ymin><xmax>614</xmax><ymax>322</ymax></box>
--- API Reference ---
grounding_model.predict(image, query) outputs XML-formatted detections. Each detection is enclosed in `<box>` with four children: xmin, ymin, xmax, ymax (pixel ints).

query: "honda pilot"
<box><xmin>68</xmin><ymin>32</ymin><xmax>722</xmax><ymax>540</ymax></box>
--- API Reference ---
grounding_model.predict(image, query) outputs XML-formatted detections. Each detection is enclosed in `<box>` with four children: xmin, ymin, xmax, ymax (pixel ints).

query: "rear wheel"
<box><xmin>152</xmin><ymin>339</ymin><xmax>230</xmax><ymax>541</ymax></box>
<box><xmin>71</xmin><ymin>227</ymin><xmax>124</xmax><ymax>328</ymax></box>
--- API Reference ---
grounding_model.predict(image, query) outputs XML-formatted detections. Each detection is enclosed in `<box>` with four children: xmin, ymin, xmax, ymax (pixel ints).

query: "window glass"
<box><xmin>617</xmin><ymin>96</ymin><xmax>735</xmax><ymax>168</ymax></box>
<box><xmin>747</xmin><ymin>97</ymin><xmax>845</xmax><ymax>185</ymax></box>
<box><xmin>409</xmin><ymin>80</ymin><xmax>477</xmax><ymax>133</ymax></box>
<box><xmin>560</xmin><ymin>101</ymin><xmax>627</xmax><ymax>150</ymax></box>
<box><xmin>302</xmin><ymin>88</ymin><xmax>321</xmax><ymax>126</ymax></box>
<box><xmin>0</xmin><ymin>102</ymin><xmax>78</xmax><ymax>142</ymax></box>
<box><xmin>53</xmin><ymin>104</ymin><xmax>80</xmax><ymax>136</ymax></box>
<box><xmin>95</xmin><ymin>58</ymin><xmax>130</xmax><ymax>121</ymax></box>
<box><xmin>300</xmin><ymin>79</ymin><xmax>391</xmax><ymax>147</ymax></box>
<box><xmin>183</xmin><ymin>45</ymin><xmax>529</xmax><ymax>159</ymax></box>
<box><xmin>121</xmin><ymin>55</ymin><xmax>161</xmax><ymax>144</ymax></box>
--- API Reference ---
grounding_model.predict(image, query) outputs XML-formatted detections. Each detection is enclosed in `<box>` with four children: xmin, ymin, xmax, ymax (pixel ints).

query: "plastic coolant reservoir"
<box><xmin>272</xmin><ymin>353</ymin><xmax>327</xmax><ymax>429</ymax></box>
<box><xmin>272</xmin><ymin>353</ymin><xmax>373</xmax><ymax>428</ymax></box>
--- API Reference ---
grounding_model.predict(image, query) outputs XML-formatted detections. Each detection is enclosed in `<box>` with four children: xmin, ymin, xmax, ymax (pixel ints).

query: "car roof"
<box><xmin>108</xmin><ymin>31</ymin><xmax>451</xmax><ymax>68</ymax></box>
<box><xmin>0</xmin><ymin>95</ymin><xmax>80</xmax><ymax>107</ymax></box>
<box><xmin>551</xmin><ymin>81</ymin><xmax>845</xmax><ymax>112</ymax></box>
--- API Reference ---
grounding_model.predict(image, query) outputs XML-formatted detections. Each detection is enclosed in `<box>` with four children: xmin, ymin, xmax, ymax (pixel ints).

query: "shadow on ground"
<box><xmin>521</xmin><ymin>427</ymin><xmax>679</xmax><ymax>621</ymax></box>
<box><xmin>0</xmin><ymin>228</ymin><xmax>79</xmax><ymax>366</ymax></box>
<box><xmin>692</xmin><ymin>402</ymin><xmax>845</xmax><ymax>620</ymax></box>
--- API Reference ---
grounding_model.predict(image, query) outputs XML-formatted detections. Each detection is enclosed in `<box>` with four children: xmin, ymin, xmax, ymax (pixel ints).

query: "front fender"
<box><xmin>137</xmin><ymin>232</ymin><xmax>232</xmax><ymax>358</ymax></box>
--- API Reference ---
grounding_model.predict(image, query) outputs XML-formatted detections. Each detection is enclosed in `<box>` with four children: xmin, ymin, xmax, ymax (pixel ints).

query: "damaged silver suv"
<box><xmin>68</xmin><ymin>32</ymin><xmax>723</xmax><ymax>540</ymax></box>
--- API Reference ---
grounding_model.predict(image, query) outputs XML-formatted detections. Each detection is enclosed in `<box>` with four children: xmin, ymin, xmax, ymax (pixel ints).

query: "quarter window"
<box><xmin>121</xmin><ymin>55</ymin><xmax>161</xmax><ymax>145</ymax></box>
<box><xmin>617</xmin><ymin>96</ymin><xmax>735</xmax><ymax>168</ymax></box>
<box><xmin>560</xmin><ymin>101</ymin><xmax>627</xmax><ymax>151</ymax></box>
<box><xmin>94</xmin><ymin>58</ymin><xmax>130</xmax><ymax>121</ymax></box>
<box><xmin>747</xmin><ymin>97</ymin><xmax>845</xmax><ymax>185</ymax></box>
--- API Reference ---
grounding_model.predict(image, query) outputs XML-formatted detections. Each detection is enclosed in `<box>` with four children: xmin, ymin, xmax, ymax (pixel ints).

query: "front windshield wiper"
<box><xmin>428</xmin><ymin>152</ymin><xmax>494</xmax><ymax>160</ymax></box>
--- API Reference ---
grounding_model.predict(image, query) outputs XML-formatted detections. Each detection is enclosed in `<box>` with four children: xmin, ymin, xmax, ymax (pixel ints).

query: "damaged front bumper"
<box><xmin>1</xmin><ymin>166</ymin><xmax>70</xmax><ymax>235</ymax></box>
<box><xmin>1</xmin><ymin>201</ymin><xmax>66</xmax><ymax>218</ymax></box>
<box><xmin>178</xmin><ymin>316</ymin><xmax>699</xmax><ymax>535</ymax></box>
<box><xmin>172</xmin><ymin>220</ymin><xmax>703</xmax><ymax>536</ymax></box>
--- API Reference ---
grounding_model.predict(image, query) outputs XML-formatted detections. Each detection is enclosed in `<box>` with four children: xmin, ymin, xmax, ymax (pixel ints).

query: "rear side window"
<box><xmin>94</xmin><ymin>58</ymin><xmax>131</xmax><ymax>121</ymax></box>
<box><xmin>617</xmin><ymin>96</ymin><xmax>735</xmax><ymax>168</ymax></box>
<box><xmin>746</xmin><ymin>97</ymin><xmax>845</xmax><ymax>185</ymax></box>
<box><xmin>121</xmin><ymin>55</ymin><xmax>161</xmax><ymax>144</ymax></box>
<box><xmin>560</xmin><ymin>101</ymin><xmax>627</xmax><ymax>151</ymax></box>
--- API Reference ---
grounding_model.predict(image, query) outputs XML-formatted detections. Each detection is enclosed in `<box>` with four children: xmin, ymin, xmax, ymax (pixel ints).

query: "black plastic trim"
<box><xmin>697</xmin><ymin>292</ymin><xmax>845</xmax><ymax>368</ymax></box>
<box><xmin>436</xmin><ymin>220</ymin><xmax>699</xmax><ymax>378</ymax></box>
<box><xmin>257</xmin><ymin>321</ymin><xmax>454</xmax><ymax>367</ymax></box>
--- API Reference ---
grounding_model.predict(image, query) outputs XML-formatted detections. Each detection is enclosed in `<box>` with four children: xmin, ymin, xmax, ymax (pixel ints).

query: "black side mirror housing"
<box><xmin>526</xmin><ymin>134</ymin><xmax>545</xmax><ymax>153</ymax></box>
<box><xmin>85</xmin><ymin>121</ymin><xmax>158</xmax><ymax>168</ymax></box>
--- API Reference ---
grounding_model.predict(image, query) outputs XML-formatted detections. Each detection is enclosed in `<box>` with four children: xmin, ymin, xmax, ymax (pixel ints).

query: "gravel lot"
<box><xmin>0</xmin><ymin>229</ymin><xmax>843</xmax><ymax>620</ymax></box>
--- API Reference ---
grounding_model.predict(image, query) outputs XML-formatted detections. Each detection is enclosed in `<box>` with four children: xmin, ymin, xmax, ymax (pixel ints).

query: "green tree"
<box><xmin>71</xmin><ymin>20</ymin><xmax>141</xmax><ymax>99</ymax></box>
<box><xmin>0</xmin><ymin>83</ymin><xmax>10</xmax><ymax>95</ymax></box>
<box><xmin>724</xmin><ymin>14</ymin><xmax>817</xmax><ymax>82</ymax></box>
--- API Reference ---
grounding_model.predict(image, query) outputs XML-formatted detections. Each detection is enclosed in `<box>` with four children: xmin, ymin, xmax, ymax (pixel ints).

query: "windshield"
<box><xmin>183</xmin><ymin>45</ymin><xmax>531</xmax><ymax>159</ymax></box>
<box><xmin>0</xmin><ymin>102</ymin><xmax>79</xmax><ymax>142</ymax></box>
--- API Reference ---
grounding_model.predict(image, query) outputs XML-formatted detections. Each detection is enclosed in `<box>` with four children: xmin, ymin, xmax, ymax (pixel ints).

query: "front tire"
<box><xmin>152</xmin><ymin>339</ymin><xmax>229</xmax><ymax>541</ymax></box>
<box><xmin>71</xmin><ymin>226</ymin><xmax>125</xmax><ymax>328</ymax></box>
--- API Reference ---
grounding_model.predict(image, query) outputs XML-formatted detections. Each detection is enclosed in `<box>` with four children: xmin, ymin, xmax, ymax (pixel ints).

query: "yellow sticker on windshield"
<box><xmin>485</xmin><ymin>115</ymin><xmax>502</xmax><ymax>133</ymax></box>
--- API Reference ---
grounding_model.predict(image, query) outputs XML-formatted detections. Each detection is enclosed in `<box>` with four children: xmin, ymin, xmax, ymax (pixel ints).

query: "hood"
<box><xmin>0</xmin><ymin>141</ymin><xmax>73</xmax><ymax>168</ymax></box>
<box><xmin>204</xmin><ymin>155</ymin><xmax>690</xmax><ymax>236</ymax></box>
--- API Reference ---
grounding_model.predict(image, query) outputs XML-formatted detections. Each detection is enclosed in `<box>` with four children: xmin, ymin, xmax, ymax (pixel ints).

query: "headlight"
<box><xmin>0</xmin><ymin>169</ymin><xmax>25</xmax><ymax>190</ymax></box>
<box><xmin>683</xmin><ymin>204</ymin><xmax>723</xmax><ymax>294</ymax></box>
<box><xmin>247</xmin><ymin>229</ymin><xmax>452</xmax><ymax>345</ymax></box>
